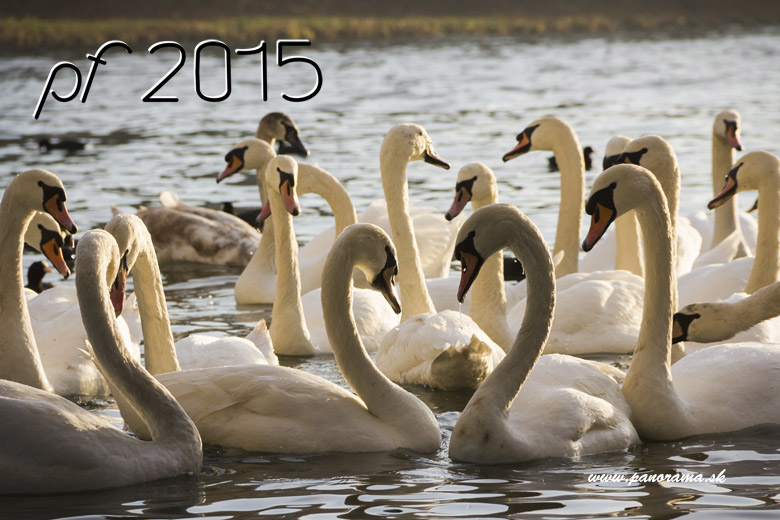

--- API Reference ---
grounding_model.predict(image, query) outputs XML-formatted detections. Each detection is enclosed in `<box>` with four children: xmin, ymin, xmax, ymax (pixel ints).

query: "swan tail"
<box><xmin>429</xmin><ymin>335</ymin><xmax>491</xmax><ymax>390</ymax></box>
<box><xmin>110</xmin><ymin>205</ymin><xmax>122</xmax><ymax>217</ymax></box>
<box><xmin>244</xmin><ymin>320</ymin><xmax>278</xmax><ymax>365</ymax></box>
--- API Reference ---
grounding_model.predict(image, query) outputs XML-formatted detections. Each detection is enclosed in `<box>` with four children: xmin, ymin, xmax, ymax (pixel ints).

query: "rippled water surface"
<box><xmin>2</xmin><ymin>28</ymin><xmax>780</xmax><ymax>518</ymax></box>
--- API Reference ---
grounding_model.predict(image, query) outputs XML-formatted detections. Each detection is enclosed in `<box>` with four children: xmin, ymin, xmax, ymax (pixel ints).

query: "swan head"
<box><xmin>713</xmin><ymin>109</ymin><xmax>742</xmax><ymax>151</ymax></box>
<box><xmin>602</xmin><ymin>135</ymin><xmax>631</xmax><ymax>169</ymax></box>
<box><xmin>709</xmin><ymin>151</ymin><xmax>780</xmax><ymax>210</ymax></box>
<box><xmin>259</xmin><ymin>156</ymin><xmax>301</xmax><ymax>221</ymax></box>
<box><xmin>502</xmin><ymin>117</ymin><xmax>573</xmax><ymax>161</ymax></box>
<box><xmin>217</xmin><ymin>138</ymin><xmax>276</xmax><ymax>183</ymax></box>
<box><xmin>618</xmin><ymin>136</ymin><xmax>678</xmax><ymax>185</ymax></box>
<box><xmin>672</xmin><ymin>303</ymin><xmax>729</xmax><ymax>344</ymax></box>
<box><xmin>8</xmin><ymin>169</ymin><xmax>77</xmax><ymax>234</ymax></box>
<box><xmin>105</xmin><ymin>213</ymin><xmax>152</xmax><ymax>277</ymax></box>
<box><xmin>445</xmin><ymin>162</ymin><xmax>497</xmax><ymax>221</ymax></box>
<box><xmin>380</xmin><ymin>123</ymin><xmax>450</xmax><ymax>169</ymax></box>
<box><xmin>454</xmin><ymin>203</ymin><xmax>538</xmax><ymax>303</ymax></box>
<box><xmin>257</xmin><ymin>112</ymin><xmax>309</xmax><ymax>157</ymax></box>
<box><xmin>76</xmin><ymin>230</ymin><xmax>127</xmax><ymax>317</ymax></box>
<box><xmin>24</xmin><ymin>212</ymin><xmax>71</xmax><ymax>277</ymax></box>
<box><xmin>584</xmin><ymin>164</ymin><xmax>661</xmax><ymax>251</ymax></box>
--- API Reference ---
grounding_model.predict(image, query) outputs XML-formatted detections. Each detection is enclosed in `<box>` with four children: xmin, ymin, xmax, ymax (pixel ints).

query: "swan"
<box><xmin>0</xmin><ymin>230</ymin><xmax>201</xmax><ymax>494</ymax></box>
<box><xmin>676</xmin><ymin>151</ymin><xmax>780</xmax><ymax>306</ymax></box>
<box><xmin>584</xmin><ymin>163</ymin><xmax>780</xmax><ymax>439</ymax></box>
<box><xmin>119</xmin><ymin>223</ymin><xmax>442</xmax><ymax>454</ymax></box>
<box><xmin>502</xmin><ymin>117</ymin><xmax>584</xmax><ymax>277</ymax></box>
<box><xmin>687</xmin><ymin>109</ymin><xmax>756</xmax><ymax>255</ymax></box>
<box><xmin>219</xmin><ymin>137</ymin><xmax>357</xmax><ymax>301</ymax></box>
<box><xmin>104</xmin><ymin>213</ymin><xmax>276</xmax><ymax>373</ymax></box>
<box><xmin>26</xmin><ymin>261</ymin><xmax>53</xmax><ymax>293</ymax></box>
<box><xmin>579</xmin><ymin>135</ymin><xmax>644</xmax><ymax>277</ymax></box>
<box><xmin>374</xmin><ymin>124</ymin><xmax>505</xmax><ymax>390</ymax></box>
<box><xmin>440</xmin><ymin>162</ymin><xmax>520</xmax><ymax>350</ymax></box>
<box><xmin>501</xmin><ymin>122</ymin><xmax>646</xmax><ymax>355</ymax></box>
<box><xmin>618</xmin><ymin>135</ymin><xmax>703</xmax><ymax>276</ymax></box>
<box><xmin>134</xmin><ymin>191</ymin><xmax>260</xmax><ymax>266</ymax></box>
<box><xmin>449</xmin><ymin>203</ymin><xmax>639</xmax><ymax>463</ymax></box>
<box><xmin>0</xmin><ymin>169</ymin><xmax>76</xmax><ymax>392</ymax></box>
<box><xmin>21</xmin><ymin>211</ymin><xmax>71</xmax><ymax>299</ymax></box>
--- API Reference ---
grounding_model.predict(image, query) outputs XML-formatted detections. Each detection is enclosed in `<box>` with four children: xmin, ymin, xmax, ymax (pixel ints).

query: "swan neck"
<box><xmin>468</xmin><ymin>196</ymin><xmax>513</xmax><ymax>350</ymax></box>
<box><xmin>268</xmin><ymin>191</ymin><xmax>313</xmax><ymax>354</ymax></box>
<box><xmin>551</xmin><ymin>136</ymin><xmax>584</xmax><ymax>277</ymax></box>
<box><xmin>467</xmin><ymin>221</ymin><xmax>555</xmax><ymax>413</ymax></box>
<box><xmin>321</xmin><ymin>244</ymin><xmax>430</xmax><ymax>432</ymax></box>
<box><xmin>734</xmin><ymin>280</ymin><xmax>780</xmax><ymax>326</ymax></box>
<box><xmin>77</xmin><ymin>237</ymin><xmax>199</xmax><ymax>445</ymax></box>
<box><xmin>132</xmin><ymin>239</ymin><xmax>180</xmax><ymax>375</ymax></box>
<box><xmin>746</xmin><ymin>180</ymin><xmax>780</xmax><ymax>293</ymax></box>
<box><xmin>0</xmin><ymin>201</ymin><xmax>52</xmax><ymax>391</ymax></box>
<box><xmin>711</xmin><ymin>135</ymin><xmax>740</xmax><ymax>247</ymax></box>
<box><xmin>614</xmin><ymin>211</ymin><xmax>644</xmax><ymax>276</ymax></box>
<box><xmin>381</xmin><ymin>152</ymin><xmax>436</xmax><ymax>320</ymax></box>
<box><xmin>624</xmin><ymin>193</ymin><xmax>677</xmax><ymax>403</ymax></box>
<box><xmin>298</xmin><ymin>164</ymin><xmax>357</xmax><ymax>236</ymax></box>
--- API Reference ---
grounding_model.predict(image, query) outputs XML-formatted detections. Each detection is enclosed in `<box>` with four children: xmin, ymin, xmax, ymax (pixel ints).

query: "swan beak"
<box><xmin>423</xmin><ymin>150</ymin><xmax>450</xmax><ymax>169</ymax></box>
<box><xmin>218</xmin><ymin>156</ymin><xmax>243</xmax><ymax>183</ymax></box>
<box><xmin>502</xmin><ymin>128</ymin><xmax>534</xmax><ymax>162</ymax></box>
<box><xmin>457</xmin><ymin>250</ymin><xmax>483</xmax><ymax>303</ymax></box>
<box><xmin>41</xmin><ymin>237</ymin><xmax>70</xmax><ymax>278</ymax></box>
<box><xmin>284</xmin><ymin>129</ymin><xmax>309</xmax><ymax>157</ymax></box>
<box><xmin>44</xmin><ymin>196</ymin><xmax>77</xmax><ymax>234</ymax></box>
<box><xmin>372</xmin><ymin>266</ymin><xmax>401</xmax><ymax>314</ymax></box>
<box><xmin>725</xmin><ymin>123</ymin><xmax>742</xmax><ymax>151</ymax></box>
<box><xmin>583</xmin><ymin>203</ymin><xmax>614</xmax><ymax>252</ymax></box>
<box><xmin>445</xmin><ymin>187</ymin><xmax>471</xmax><ymax>221</ymax></box>
<box><xmin>280</xmin><ymin>180</ymin><xmax>300</xmax><ymax>216</ymax></box>
<box><xmin>708</xmin><ymin>164</ymin><xmax>741</xmax><ymax>210</ymax></box>
<box><xmin>109</xmin><ymin>259</ymin><xmax>128</xmax><ymax>318</ymax></box>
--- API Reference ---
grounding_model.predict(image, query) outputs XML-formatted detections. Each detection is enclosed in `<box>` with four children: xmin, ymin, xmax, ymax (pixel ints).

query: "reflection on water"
<box><xmin>2</xmin><ymin>28</ymin><xmax>780</xmax><ymax>518</ymax></box>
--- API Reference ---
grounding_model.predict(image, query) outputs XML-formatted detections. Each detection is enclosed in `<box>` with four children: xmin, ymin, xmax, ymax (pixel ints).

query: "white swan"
<box><xmin>449</xmin><ymin>204</ymin><xmax>638</xmax><ymax>463</ymax></box>
<box><xmin>119</xmin><ymin>223</ymin><xmax>441</xmax><ymax>454</ymax></box>
<box><xmin>501</xmin><ymin>121</ymin><xmax>645</xmax><ymax>355</ymax></box>
<box><xmin>502</xmin><ymin>117</ymin><xmax>584</xmax><ymax>277</ymax></box>
<box><xmin>0</xmin><ymin>169</ymin><xmax>76</xmax><ymax>393</ymax></box>
<box><xmin>677</xmin><ymin>150</ymin><xmax>780</xmax><ymax>306</ymax></box>
<box><xmin>219</xmin><ymin>137</ymin><xmax>357</xmax><ymax>301</ymax></box>
<box><xmin>0</xmin><ymin>230</ymin><xmax>201</xmax><ymax>494</ymax></box>
<box><xmin>618</xmin><ymin>135</ymin><xmax>703</xmax><ymax>276</ymax></box>
<box><xmin>104</xmin><ymin>213</ymin><xmax>277</xmax><ymax>372</ymax></box>
<box><xmin>688</xmin><ymin>109</ymin><xmax>756</xmax><ymax>254</ymax></box>
<box><xmin>374</xmin><ymin>124</ymin><xmax>505</xmax><ymax>390</ymax></box>
<box><xmin>584</xmin><ymin>163</ymin><xmax>780</xmax><ymax>439</ymax></box>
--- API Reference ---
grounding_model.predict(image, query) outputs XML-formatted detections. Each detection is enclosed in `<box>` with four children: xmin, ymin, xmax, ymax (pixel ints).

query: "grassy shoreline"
<box><xmin>3</xmin><ymin>14</ymin><xmax>778</xmax><ymax>49</ymax></box>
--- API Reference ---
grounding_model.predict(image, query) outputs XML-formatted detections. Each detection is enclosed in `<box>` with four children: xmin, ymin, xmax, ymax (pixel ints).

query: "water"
<box><xmin>2</xmin><ymin>28</ymin><xmax>780</xmax><ymax>518</ymax></box>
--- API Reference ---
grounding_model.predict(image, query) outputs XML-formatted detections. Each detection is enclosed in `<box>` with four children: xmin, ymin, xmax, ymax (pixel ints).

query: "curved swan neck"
<box><xmin>321</xmin><ymin>237</ymin><xmax>432</xmax><ymax>431</ymax></box>
<box><xmin>711</xmin><ymin>133</ymin><xmax>740</xmax><ymax>247</ymax></box>
<box><xmin>132</xmin><ymin>234</ymin><xmax>180</xmax><ymax>375</ymax></box>
<box><xmin>297</xmin><ymin>164</ymin><xmax>357</xmax><ymax>236</ymax></box>
<box><xmin>268</xmin><ymin>184</ymin><xmax>314</xmax><ymax>354</ymax></box>
<box><xmin>745</xmin><ymin>177</ymin><xmax>780</xmax><ymax>293</ymax></box>
<box><xmin>468</xmin><ymin>196</ymin><xmax>513</xmax><ymax>350</ymax></box>
<box><xmin>468</xmin><ymin>211</ymin><xmax>555</xmax><ymax>412</ymax></box>
<box><xmin>614</xmin><ymin>211</ymin><xmax>644</xmax><ymax>276</ymax></box>
<box><xmin>381</xmin><ymin>149</ymin><xmax>436</xmax><ymax>320</ymax></box>
<box><xmin>0</xmin><ymin>200</ymin><xmax>52</xmax><ymax>391</ymax></box>
<box><xmin>551</xmin><ymin>129</ymin><xmax>585</xmax><ymax>277</ymax></box>
<box><xmin>76</xmin><ymin>234</ymin><xmax>199</xmax><ymax>445</ymax></box>
<box><xmin>731</xmin><ymin>280</ymin><xmax>780</xmax><ymax>328</ymax></box>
